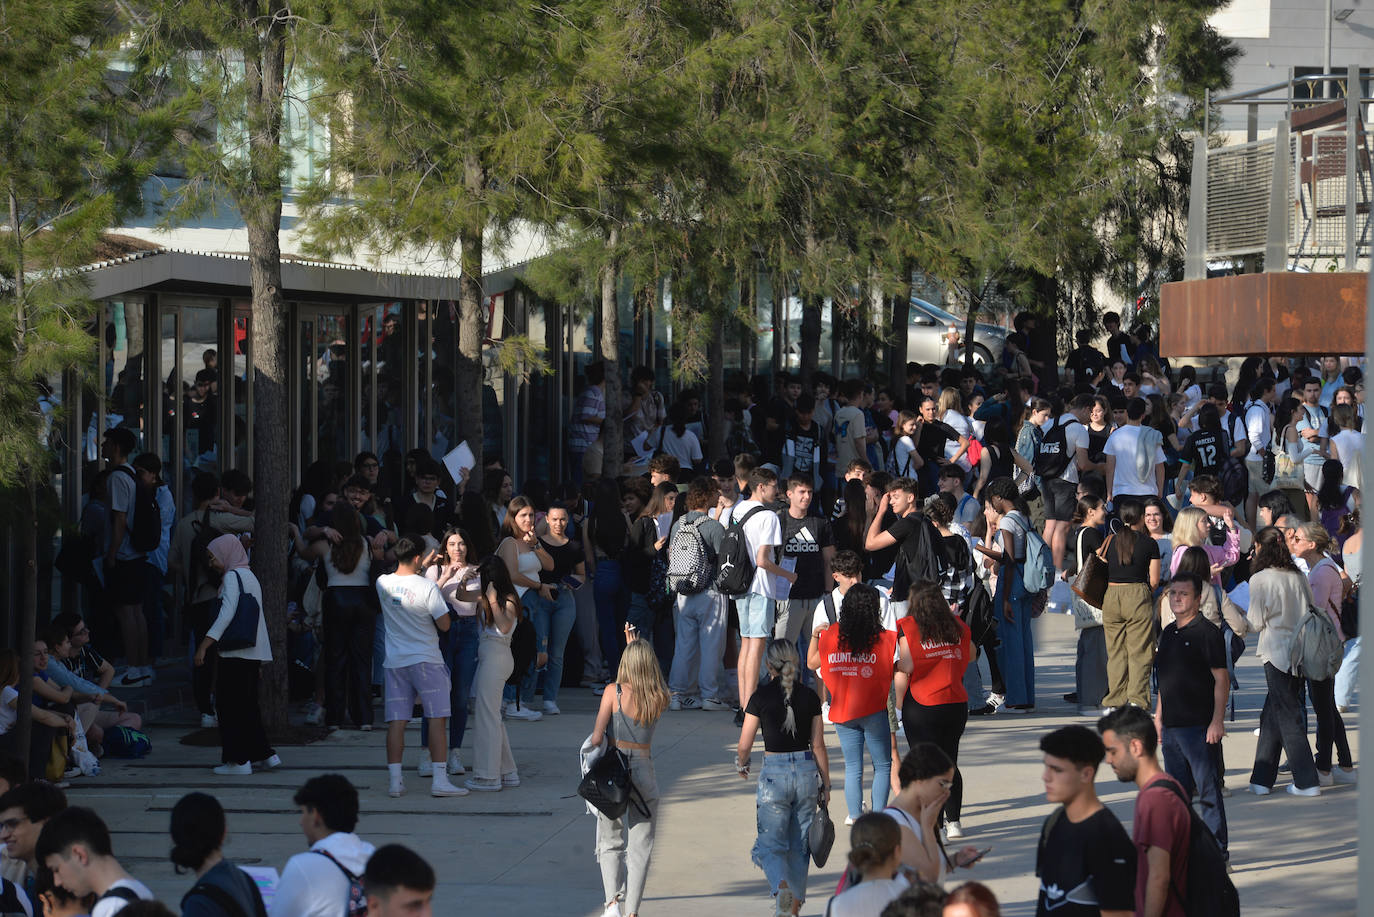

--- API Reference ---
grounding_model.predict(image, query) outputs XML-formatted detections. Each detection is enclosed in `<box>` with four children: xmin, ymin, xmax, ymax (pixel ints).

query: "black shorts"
<box><xmin>1043</xmin><ymin>478</ymin><xmax>1078</xmax><ymax>522</ymax></box>
<box><xmin>105</xmin><ymin>559</ymin><xmax>146</xmax><ymax>606</ymax></box>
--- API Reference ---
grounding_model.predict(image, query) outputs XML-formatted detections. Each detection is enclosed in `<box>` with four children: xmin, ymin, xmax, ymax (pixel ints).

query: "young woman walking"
<box><xmin>590</xmin><ymin>637</ymin><xmax>669</xmax><ymax>917</ymax></box>
<box><xmin>465</xmin><ymin>557</ymin><xmax>523</xmax><ymax>792</ymax></box>
<box><xmin>737</xmin><ymin>640</ymin><xmax>829</xmax><ymax>916</ymax></box>
<box><xmin>896</xmin><ymin>583</ymin><xmax>973</xmax><ymax>839</ymax></box>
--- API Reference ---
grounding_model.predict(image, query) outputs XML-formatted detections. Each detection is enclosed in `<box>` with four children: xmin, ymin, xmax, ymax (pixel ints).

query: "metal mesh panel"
<box><xmin>1291</xmin><ymin>130</ymin><xmax>1373</xmax><ymax>259</ymax></box>
<box><xmin>1205</xmin><ymin>139</ymin><xmax>1275</xmax><ymax>257</ymax></box>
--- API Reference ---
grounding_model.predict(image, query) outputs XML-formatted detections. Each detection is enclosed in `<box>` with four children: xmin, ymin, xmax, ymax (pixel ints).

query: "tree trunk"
<box><xmin>799</xmin><ymin>293</ymin><xmax>822</xmax><ymax>383</ymax></box>
<box><xmin>1032</xmin><ymin>270</ymin><xmax>1061</xmax><ymax>388</ymax></box>
<box><xmin>962</xmin><ymin>282</ymin><xmax>981</xmax><ymax>373</ymax></box>
<box><xmin>14</xmin><ymin>482</ymin><xmax>37</xmax><ymax>763</ymax></box>
<box><xmin>707</xmin><ymin>291</ymin><xmax>726</xmax><ymax>463</ymax></box>
<box><xmin>239</xmin><ymin>0</ymin><xmax>290</xmax><ymax>731</ymax></box>
<box><xmin>770</xmin><ymin>274</ymin><xmax>784</xmax><ymax>377</ymax></box>
<box><xmin>599</xmin><ymin>227</ymin><xmax>623</xmax><ymax>478</ymax></box>
<box><xmin>457</xmin><ymin>154</ymin><xmax>487</xmax><ymax>492</ymax></box>
<box><xmin>889</xmin><ymin>262</ymin><xmax>912</xmax><ymax>397</ymax></box>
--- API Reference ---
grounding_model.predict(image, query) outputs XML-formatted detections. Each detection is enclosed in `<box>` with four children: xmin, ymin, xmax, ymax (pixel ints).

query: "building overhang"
<box><xmin>1159</xmin><ymin>272</ymin><xmax>1368</xmax><ymax>357</ymax></box>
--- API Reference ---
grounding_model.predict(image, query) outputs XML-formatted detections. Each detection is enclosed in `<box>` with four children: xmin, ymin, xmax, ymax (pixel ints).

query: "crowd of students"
<box><xmin>6</xmin><ymin>314</ymin><xmax>1364</xmax><ymax>915</ymax></box>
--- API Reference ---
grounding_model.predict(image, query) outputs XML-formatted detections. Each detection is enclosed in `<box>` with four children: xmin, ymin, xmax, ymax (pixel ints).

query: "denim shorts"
<box><xmin>737</xmin><ymin>593</ymin><xmax>775</xmax><ymax>639</ymax></box>
<box><xmin>384</xmin><ymin>662</ymin><xmax>452</xmax><ymax>721</ymax></box>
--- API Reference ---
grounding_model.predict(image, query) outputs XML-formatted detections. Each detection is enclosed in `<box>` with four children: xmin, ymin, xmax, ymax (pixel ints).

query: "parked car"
<box><xmin>906</xmin><ymin>297</ymin><xmax>1006</xmax><ymax>367</ymax></box>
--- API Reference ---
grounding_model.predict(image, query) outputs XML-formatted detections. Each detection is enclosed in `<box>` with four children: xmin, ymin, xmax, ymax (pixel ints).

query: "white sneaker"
<box><xmin>1334</xmin><ymin>766</ymin><xmax>1358</xmax><ymax>784</ymax></box>
<box><xmin>447</xmin><ymin>750</ymin><xmax>465</xmax><ymax>776</ymax></box>
<box><xmin>701</xmin><ymin>698</ymin><xmax>732</xmax><ymax>711</ymax></box>
<box><xmin>200</xmin><ymin>714</ymin><xmax>218</xmax><ymax>728</ymax></box>
<box><xmin>431</xmin><ymin>775</ymin><xmax>469</xmax><ymax>797</ymax></box>
<box><xmin>389</xmin><ymin>777</ymin><xmax>406</xmax><ymax>798</ymax></box>
<box><xmin>669</xmin><ymin>696</ymin><xmax>682</xmax><ymax>711</ymax></box>
<box><xmin>1253</xmin><ymin>727</ymin><xmax>1261</xmax><ymax>736</ymax></box>
<box><xmin>542</xmin><ymin>701</ymin><xmax>561</xmax><ymax>716</ymax></box>
<box><xmin>945</xmin><ymin>820</ymin><xmax>965</xmax><ymax>839</ymax></box>
<box><xmin>465</xmin><ymin>776</ymin><xmax>502</xmax><ymax>792</ymax></box>
<box><xmin>503</xmin><ymin>702</ymin><xmax>542</xmax><ymax>721</ymax></box>
<box><xmin>418</xmin><ymin>758</ymin><xmax>433</xmax><ymax>777</ymax></box>
<box><xmin>303</xmin><ymin>703</ymin><xmax>324</xmax><ymax>726</ymax></box>
<box><xmin>985</xmin><ymin>692</ymin><xmax>1006</xmax><ymax>709</ymax></box>
<box><xmin>1318</xmin><ymin>770</ymin><xmax>1335</xmax><ymax>787</ymax></box>
<box><xmin>843</xmin><ymin>816</ymin><xmax>856</xmax><ymax>827</ymax></box>
<box><xmin>1249</xmin><ymin>783</ymin><xmax>1272</xmax><ymax>796</ymax></box>
<box><xmin>1287</xmin><ymin>783</ymin><xmax>1321</xmax><ymax>797</ymax></box>
<box><xmin>502</xmin><ymin>771</ymin><xmax>520</xmax><ymax>787</ymax></box>
<box><xmin>254</xmin><ymin>754</ymin><xmax>282</xmax><ymax>771</ymax></box>
<box><xmin>213</xmin><ymin>762</ymin><xmax>252</xmax><ymax>776</ymax></box>
<box><xmin>601</xmin><ymin>898</ymin><xmax>623</xmax><ymax>917</ymax></box>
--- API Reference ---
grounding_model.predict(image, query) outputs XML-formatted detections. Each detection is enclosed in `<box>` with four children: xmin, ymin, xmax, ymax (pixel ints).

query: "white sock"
<box><xmin>388</xmin><ymin>763</ymin><xmax>402</xmax><ymax>779</ymax></box>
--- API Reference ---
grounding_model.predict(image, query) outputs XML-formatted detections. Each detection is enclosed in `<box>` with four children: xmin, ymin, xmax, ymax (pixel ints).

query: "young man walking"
<box><xmin>775</xmin><ymin>476</ymin><xmax>835</xmax><ymax>673</ymax></box>
<box><xmin>1039</xmin><ymin>395</ymin><xmax>1095</xmax><ymax>571</ymax></box>
<box><xmin>667</xmin><ymin>478</ymin><xmax>729</xmax><ymax>711</ymax></box>
<box><xmin>375</xmin><ymin>537</ymin><xmax>466</xmax><ymax>798</ymax></box>
<box><xmin>727</xmin><ymin>468</ymin><xmax>795</xmax><ymax>724</ymax></box>
<box><xmin>1098</xmin><ymin>706</ymin><xmax>1191</xmax><ymax>917</ymax></box>
<box><xmin>271</xmin><ymin>775</ymin><xmax>377</xmax><ymax>917</ymax></box>
<box><xmin>1036</xmin><ymin>725</ymin><xmax>1135</xmax><ymax>917</ymax></box>
<box><xmin>1153</xmin><ymin>572</ymin><xmax>1229</xmax><ymax>858</ymax></box>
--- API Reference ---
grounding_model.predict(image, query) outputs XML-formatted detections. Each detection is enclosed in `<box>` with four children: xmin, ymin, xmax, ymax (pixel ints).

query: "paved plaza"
<box><xmin>75</xmin><ymin>614</ymin><xmax>1356</xmax><ymax>916</ymax></box>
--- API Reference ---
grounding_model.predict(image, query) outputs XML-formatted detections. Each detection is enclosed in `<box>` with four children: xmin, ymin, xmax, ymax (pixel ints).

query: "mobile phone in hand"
<box><xmin>561</xmin><ymin>575</ymin><xmax>583</xmax><ymax>592</ymax></box>
<box><xmin>962</xmin><ymin>847</ymin><xmax>992</xmax><ymax>867</ymax></box>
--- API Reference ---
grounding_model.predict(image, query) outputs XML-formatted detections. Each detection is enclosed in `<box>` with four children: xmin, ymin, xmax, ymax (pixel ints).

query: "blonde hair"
<box><xmin>765</xmin><ymin>639</ymin><xmax>801</xmax><ymax>736</ymax></box>
<box><xmin>616</xmin><ymin>639</ymin><xmax>670</xmax><ymax>726</ymax></box>
<box><xmin>1172</xmin><ymin>506</ymin><xmax>1209</xmax><ymax>549</ymax></box>
<box><xmin>1298</xmin><ymin>521</ymin><xmax>1332</xmax><ymax>553</ymax></box>
<box><xmin>847</xmin><ymin>812</ymin><xmax>901</xmax><ymax>871</ymax></box>
<box><xmin>937</xmin><ymin>387</ymin><xmax>962</xmax><ymax>416</ymax></box>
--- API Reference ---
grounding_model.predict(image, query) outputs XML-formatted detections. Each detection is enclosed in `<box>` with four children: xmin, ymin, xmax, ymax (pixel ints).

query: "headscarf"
<box><xmin>207</xmin><ymin>534</ymin><xmax>250</xmax><ymax>573</ymax></box>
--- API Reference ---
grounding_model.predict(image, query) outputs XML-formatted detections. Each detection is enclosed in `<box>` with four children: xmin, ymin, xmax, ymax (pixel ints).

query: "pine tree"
<box><xmin>0</xmin><ymin>0</ymin><xmax>172</xmax><ymax>754</ymax></box>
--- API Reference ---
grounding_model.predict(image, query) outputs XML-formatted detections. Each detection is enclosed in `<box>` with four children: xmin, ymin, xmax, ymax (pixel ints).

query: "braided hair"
<box><xmin>765</xmin><ymin>639</ymin><xmax>802</xmax><ymax>736</ymax></box>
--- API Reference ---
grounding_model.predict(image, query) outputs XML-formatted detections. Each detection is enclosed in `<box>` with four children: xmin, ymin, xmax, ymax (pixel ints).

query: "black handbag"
<box><xmin>578</xmin><ymin>745</ymin><xmax>650</xmax><ymax>820</ymax></box>
<box><xmin>217</xmin><ymin>571</ymin><xmax>261</xmax><ymax>651</ymax></box>
<box><xmin>808</xmin><ymin>796</ymin><xmax>835</xmax><ymax>867</ymax></box>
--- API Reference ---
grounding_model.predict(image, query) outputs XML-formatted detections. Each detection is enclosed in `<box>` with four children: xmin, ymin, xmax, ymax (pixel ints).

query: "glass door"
<box><xmin>295</xmin><ymin>308</ymin><xmax>353</xmax><ymax>478</ymax></box>
<box><xmin>155</xmin><ymin>299</ymin><xmax>226</xmax><ymax>512</ymax></box>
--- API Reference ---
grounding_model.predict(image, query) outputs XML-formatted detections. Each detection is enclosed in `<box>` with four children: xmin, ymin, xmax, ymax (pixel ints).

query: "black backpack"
<box><xmin>1033</xmin><ymin>418</ymin><xmax>1072</xmax><ymax>478</ymax></box>
<box><xmin>506</xmin><ymin>616</ymin><xmax>538</xmax><ymax>692</ymax></box>
<box><xmin>1218</xmin><ymin>419</ymin><xmax>1249</xmax><ymax>507</ymax></box>
<box><xmin>1150</xmin><ymin>778</ymin><xmax>1240</xmax><ymax>917</ymax></box>
<box><xmin>115</xmin><ymin>466</ymin><xmax>162</xmax><ymax>553</ymax></box>
<box><xmin>900</xmin><ymin>513</ymin><xmax>950</xmax><ymax>591</ymax></box>
<box><xmin>714</xmin><ymin>506</ymin><xmax>766</xmax><ymax>597</ymax></box>
<box><xmin>182</xmin><ymin>878</ymin><xmax>268</xmax><ymax>917</ymax></box>
<box><xmin>187</xmin><ymin>506</ymin><xmax>226</xmax><ymax>602</ymax></box>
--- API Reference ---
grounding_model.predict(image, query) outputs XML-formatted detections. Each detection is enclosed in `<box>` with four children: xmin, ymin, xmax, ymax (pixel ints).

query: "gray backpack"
<box><xmin>1291</xmin><ymin>600</ymin><xmax>1344</xmax><ymax>681</ymax></box>
<box><xmin>666</xmin><ymin>516</ymin><xmax>715</xmax><ymax>595</ymax></box>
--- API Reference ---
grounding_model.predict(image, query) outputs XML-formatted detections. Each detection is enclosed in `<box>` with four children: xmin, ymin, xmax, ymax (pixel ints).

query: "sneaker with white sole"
<box><xmin>254</xmin><ymin>754</ymin><xmax>282</xmax><ymax>771</ymax></box>
<box><xmin>669</xmin><ymin>696</ymin><xmax>682</xmax><ymax>712</ymax></box>
<box><xmin>843</xmin><ymin>816</ymin><xmax>856</xmax><ymax>827</ymax></box>
<box><xmin>601</xmin><ymin>898</ymin><xmax>623</xmax><ymax>917</ymax></box>
<box><xmin>504</xmin><ymin>702</ymin><xmax>542</xmax><ymax>721</ymax></box>
<box><xmin>214</xmin><ymin>762</ymin><xmax>252</xmax><ymax>776</ymax></box>
<box><xmin>447</xmin><ymin>750</ymin><xmax>465</xmax><ymax>776</ymax></box>
<box><xmin>701</xmin><ymin>698</ymin><xmax>732</xmax><ymax>711</ymax></box>
<box><xmin>418</xmin><ymin>758</ymin><xmax>434</xmax><ymax>777</ymax></box>
<box><xmin>1249</xmin><ymin>783</ymin><xmax>1272</xmax><ymax>796</ymax></box>
<box><xmin>502</xmin><ymin>771</ymin><xmax>520</xmax><ymax>787</ymax></box>
<box><xmin>389</xmin><ymin>777</ymin><xmax>406</xmax><ymax>798</ymax></box>
<box><xmin>774</xmin><ymin>885</ymin><xmax>796</xmax><ymax>916</ymax></box>
<box><xmin>1287</xmin><ymin>783</ymin><xmax>1320</xmax><ymax>797</ymax></box>
<box><xmin>303</xmin><ymin>703</ymin><xmax>324</xmax><ymax>726</ymax></box>
<box><xmin>465</xmin><ymin>776</ymin><xmax>502</xmax><ymax>792</ymax></box>
<box><xmin>1334</xmin><ymin>766</ymin><xmax>1358</xmax><ymax>785</ymax></box>
<box><xmin>1319</xmin><ymin>770</ymin><xmax>1335</xmax><ymax>787</ymax></box>
<box><xmin>140</xmin><ymin>666</ymin><xmax>156</xmax><ymax>684</ymax></box>
<box><xmin>945</xmin><ymin>820</ymin><xmax>965</xmax><ymax>839</ymax></box>
<box><xmin>542</xmin><ymin>701</ymin><xmax>561</xmax><ymax>716</ymax></box>
<box><xmin>679</xmin><ymin>696</ymin><xmax>702</xmax><ymax>711</ymax></box>
<box><xmin>985</xmin><ymin>692</ymin><xmax>1005</xmax><ymax>709</ymax></box>
<box><xmin>200</xmin><ymin>714</ymin><xmax>218</xmax><ymax>728</ymax></box>
<box><xmin>119</xmin><ymin>669</ymin><xmax>148</xmax><ymax>687</ymax></box>
<box><xmin>431</xmin><ymin>775</ymin><xmax>469</xmax><ymax>797</ymax></box>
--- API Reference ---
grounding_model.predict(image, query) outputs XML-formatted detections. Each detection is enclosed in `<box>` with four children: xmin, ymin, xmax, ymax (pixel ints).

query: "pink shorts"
<box><xmin>384</xmin><ymin>662</ymin><xmax>452</xmax><ymax>722</ymax></box>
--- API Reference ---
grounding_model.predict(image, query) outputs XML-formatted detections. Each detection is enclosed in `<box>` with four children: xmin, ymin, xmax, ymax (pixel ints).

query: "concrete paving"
<box><xmin>68</xmin><ymin>613</ymin><xmax>1356</xmax><ymax>916</ymax></box>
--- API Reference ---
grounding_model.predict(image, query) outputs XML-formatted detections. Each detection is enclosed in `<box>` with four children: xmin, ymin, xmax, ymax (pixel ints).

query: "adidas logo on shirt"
<box><xmin>786</xmin><ymin>526</ymin><xmax>821</xmax><ymax>553</ymax></box>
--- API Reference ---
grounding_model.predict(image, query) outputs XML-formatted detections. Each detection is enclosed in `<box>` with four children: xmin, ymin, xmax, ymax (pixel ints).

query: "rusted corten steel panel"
<box><xmin>1159</xmin><ymin>273</ymin><xmax>1368</xmax><ymax>357</ymax></box>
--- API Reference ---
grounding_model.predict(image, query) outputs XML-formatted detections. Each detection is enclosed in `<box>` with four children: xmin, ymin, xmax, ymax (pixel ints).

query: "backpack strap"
<box><xmin>1146</xmin><ymin>777</ymin><xmax>1194</xmax><ymax>910</ymax></box>
<box><xmin>312</xmin><ymin>848</ymin><xmax>361</xmax><ymax>882</ymax></box>
<box><xmin>98</xmin><ymin>886</ymin><xmax>142</xmax><ymax>905</ymax></box>
<box><xmin>1035</xmin><ymin>807</ymin><xmax>1065</xmax><ymax>877</ymax></box>
<box><xmin>822</xmin><ymin>592</ymin><xmax>838</xmax><ymax>625</ymax></box>
<box><xmin>182</xmin><ymin>881</ymin><xmax>265</xmax><ymax>917</ymax></box>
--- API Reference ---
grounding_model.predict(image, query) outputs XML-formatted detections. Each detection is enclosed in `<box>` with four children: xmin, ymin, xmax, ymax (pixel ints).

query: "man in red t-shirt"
<box><xmin>1099</xmin><ymin>706</ymin><xmax>1190</xmax><ymax>917</ymax></box>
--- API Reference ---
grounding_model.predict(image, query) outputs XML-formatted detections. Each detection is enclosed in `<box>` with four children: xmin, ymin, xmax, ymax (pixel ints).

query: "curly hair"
<box><xmin>907</xmin><ymin>582</ymin><xmax>963</xmax><ymax>648</ymax></box>
<box><xmin>838</xmin><ymin>583</ymin><xmax>884</xmax><ymax>656</ymax></box>
<box><xmin>1251</xmin><ymin>526</ymin><xmax>1298</xmax><ymax>575</ymax></box>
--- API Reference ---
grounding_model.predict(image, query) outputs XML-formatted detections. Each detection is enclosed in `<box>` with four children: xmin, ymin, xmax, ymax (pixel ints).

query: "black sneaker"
<box><xmin>968</xmin><ymin>704</ymin><xmax>997</xmax><ymax>716</ymax></box>
<box><xmin>1063</xmin><ymin>692</ymin><xmax>1079</xmax><ymax>704</ymax></box>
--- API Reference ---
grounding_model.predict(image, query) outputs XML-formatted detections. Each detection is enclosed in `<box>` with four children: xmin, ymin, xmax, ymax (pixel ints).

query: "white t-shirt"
<box><xmin>92</xmin><ymin>879</ymin><xmax>155</xmax><ymax>916</ymax></box>
<box><xmin>1243</xmin><ymin>401</ymin><xmax>1274</xmax><ymax>462</ymax></box>
<box><xmin>375</xmin><ymin>573</ymin><xmax>448</xmax><ymax>668</ymax></box>
<box><xmin>1332</xmin><ymin>429</ymin><xmax>1364</xmax><ymax>489</ymax></box>
<box><xmin>657</xmin><ymin>427</ymin><xmax>703</xmax><ymax>467</ymax></box>
<box><xmin>825</xmin><ymin>876</ymin><xmax>910</xmax><ymax>917</ymax></box>
<box><xmin>727</xmin><ymin>500</ymin><xmax>783</xmax><ymax>599</ymax></box>
<box><xmin>811</xmin><ymin>584</ymin><xmax>897</xmax><ymax>637</ymax></box>
<box><xmin>0</xmin><ymin>686</ymin><xmax>16</xmax><ymax>735</ymax></box>
<box><xmin>942</xmin><ymin>410</ymin><xmax>973</xmax><ymax>470</ymax></box>
<box><xmin>1104</xmin><ymin>424</ymin><xmax>1165</xmax><ymax>497</ymax></box>
<box><xmin>1043</xmin><ymin>413</ymin><xmax>1088</xmax><ymax>484</ymax></box>
<box><xmin>893</xmin><ymin>435</ymin><xmax>917</xmax><ymax>477</ymax></box>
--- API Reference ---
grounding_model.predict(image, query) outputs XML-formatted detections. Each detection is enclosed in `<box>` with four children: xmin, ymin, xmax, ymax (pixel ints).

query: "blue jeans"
<box><xmin>668</xmin><ymin>590</ymin><xmax>727</xmax><ymax>702</ymax></box>
<box><xmin>421</xmin><ymin>614</ymin><xmax>479</xmax><ymax>751</ymax></box>
<box><xmin>511</xmin><ymin>589</ymin><xmax>578</xmax><ymax>706</ymax></box>
<box><xmin>1335</xmin><ymin>636</ymin><xmax>1360</xmax><ymax>708</ymax></box>
<box><xmin>752</xmin><ymin>752</ymin><xmax>819</xmax><ymax>900</ymax></box>
<box><xmin>594</xmin><ymin>559</ymin><xmax>629</xmax><ymax>677</ymax></box>
<box><xmin>1161</xmin><ymin>725</ymin><xmax>1228</xmax><ymax>851</ymax></box>
<box><xmin>833</xmin><ymin>709</ymin><xmax>891</xmax><ymax>820</ymax></box>
<box><xmin>626</xmin><ymin>592</ymin><xmax>654</xmax><ymax>648</ymax></box>
<box><xmin>993</xmin><ymin>564</ymin><xmax>1035</xmax><ymax>706</ymax></box>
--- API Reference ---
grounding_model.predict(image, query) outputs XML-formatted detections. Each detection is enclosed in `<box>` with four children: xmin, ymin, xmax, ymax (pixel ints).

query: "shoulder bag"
<box><xmin>1070</xmin><ymin>531</ymin><xmax>1111</xmax><ymax>613</ymax></box>
<box><xmin>217</xmin><ymin>571</ymin><xmax>261</xmax><ymax>651</ymax></box>
<box><xmin>576</xmin><ymin>688</ymin><xmax>650</xmax><ymax>820</ymax></box>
